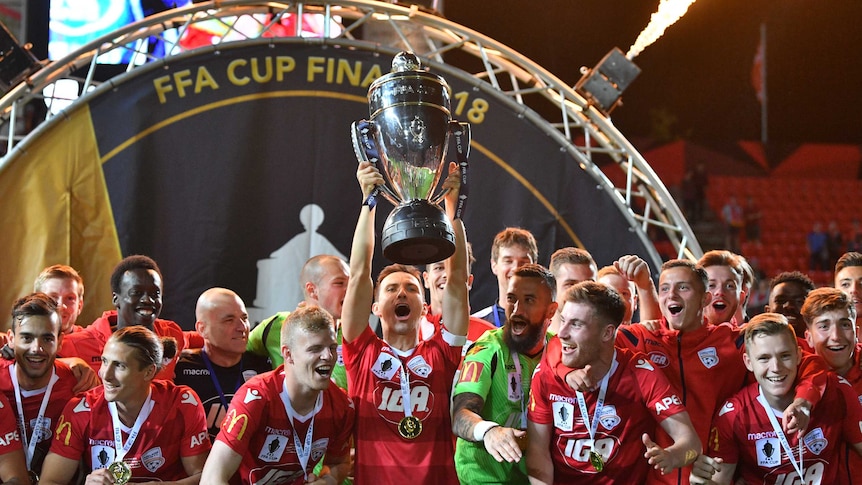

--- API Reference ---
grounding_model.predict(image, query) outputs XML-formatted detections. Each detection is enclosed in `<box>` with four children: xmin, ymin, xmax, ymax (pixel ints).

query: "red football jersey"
<box><xmin>0</xmin><ymin>360</ymin><xmax>79</xmax><ymax>474</ymax></box>
<box><xmin>50</xmin><ymin>380</ymin><xmax>210</xmax><ymax>481</ymax></box>
<box><xmin>215</xmin><ymin>366</ymin><xmax>355</xmax><ymax>485</ymax></box>
<box><xmin>839</xmin><ymin>343</ymin><xmax>862</xmax><ymax>481</ymax></box>
<box><xmin>343</xmin><ymin>326</ymin><xmax>462</xmax><ymax>484</ymax></box>
<box><xmin>529</xmin><ymin>346</ymin><xmax>687</xmax><ymax>484</ymax></box>
<box><xmin>0</xmin><ymin>392</ymin><xmax>22</xmax><ymax>456</ymax></box>
<box><xmin>710</xmin><ymin>374</ymin><xmax>862</xmax><ymax>485</ymax></box>
<box><xmin>58</xmin><ymin>310</ymin><xmax>185</xmax><ymax>380</ymax></box>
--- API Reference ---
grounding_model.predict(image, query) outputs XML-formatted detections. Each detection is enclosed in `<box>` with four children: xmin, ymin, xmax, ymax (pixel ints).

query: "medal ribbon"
<box><xmin>200</xmin><ymin>348</ymin><xmax>243</xmax><ymax>411</ymax></box>
<box><xmin>10</xmin><ymin>365</ymin><xmax>57</xmax><ymax>469</ymax></box>
<box><xmin>108</xmin><ymin>389</ymin><xmax>155</xmax><ymax>463</ymax></box>
<box><xmin>574</xmin><ymin>352</ymin><xmax>614</xmax><ymax>463</ymax></box>
<box><xmin>280</xmin><ymin>379</ymin><xmax>321</xmax><ymax>480</ymax></box>
<box><xmin>398</xmin><ymin>361</ymin><xmax>414</xmax><ymax>418</ymax></box>
<box><xmin>756</xmin><ymin>388</ymin><xmax>804</xmax><ymax>480</ymax></box>
<box><xmin>510</xmin><ymin>352</ymin><xmax>526</xmax><ymax>429</ymax></box>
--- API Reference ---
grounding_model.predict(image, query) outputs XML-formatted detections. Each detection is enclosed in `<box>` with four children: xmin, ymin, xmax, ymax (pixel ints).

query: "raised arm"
<box><xmin>615</xmin><ymin>255</ymin><xmax>660</xmax><ymax>321</ymax></box>
<box><xmin>442</xmin><ymin>162</ymin><xmax>469</xmax><ymax>338</ymax></box>
<box><xmin>341</xmin><ymin>162</ymin><xmax>385</xmax><ymax>343</ymax></box>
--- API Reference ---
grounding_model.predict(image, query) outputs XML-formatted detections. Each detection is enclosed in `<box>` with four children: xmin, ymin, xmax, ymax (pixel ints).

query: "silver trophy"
<box><xmin>352</xmin><ymin>52</ymin><xmax>469</xmax><ymax>265</ymax></box>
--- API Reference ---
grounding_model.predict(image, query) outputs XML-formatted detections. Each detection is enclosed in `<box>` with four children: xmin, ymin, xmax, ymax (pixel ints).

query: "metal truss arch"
<box><xmin>0</xmin><ymin>0</ymin><xmax>701</xmax><ymax>263</ymax></box>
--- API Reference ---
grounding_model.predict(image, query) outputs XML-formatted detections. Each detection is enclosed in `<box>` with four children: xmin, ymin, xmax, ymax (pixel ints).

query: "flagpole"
<box><xmin>760</xmin><ymin>22</ymin><xmax>768</xmax><ymax>145</ymax></box>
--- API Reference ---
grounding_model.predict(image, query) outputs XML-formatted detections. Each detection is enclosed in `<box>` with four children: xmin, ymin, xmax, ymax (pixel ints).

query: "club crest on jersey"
<box><xmin>407</xmin><ymin>355</ymin><xmax>432</xmax><ymax>378</ymax></box>
<box><xmin>258</xmin><ymin>434</ymin><xmax>289</xmax><ymax>462</ymax></box>
<box><xmin>599</xmin><ymin>405</ymin><xmax>621</xmax><ymax>430</ymax></box>
<box><xmin>756</xmin><ymin>438</ymin><xmax>781</xmax><ymax>468</ymax></box>
<box><xmin>635</xmin><ymin>359</ymin><xmax>655</xmax><ymax>371</ymax></box>
<box><xmin>336</xmin><ymin>345</ymin><xmax>344</xmax><ymax>366</ymax></box>
<box><xmin>552</xmin><ymin>402</ymin><xmax>574</xmax><ymax>432</ymax></box>
<box><xmin>371</xmin><ymin>353</ymin><xmax>401</xmax><ymax>380</ymax></box>
<box><xmin>91</xmin><ymin>446</ymin><xmax>115</xmax><ymax>469</ymax></box>
<box><xmin>311</xmin><ymin>438</ymin><xmax>329</xmax><ymax>462</ymax></box>
<box><xmin>719</xmin><ymin>401</ymin><xmax>734</xmax><ymax>416</ymax></box>
<box><xmin>648</xmin><ymin>351</ymin><xmax>669</xmax><ymax>368</ymax></box>
<box><xmin>142</xmin><ymin>447</ymin><xmax>165</xmax><ymax>472</ymax></box>
<box><xmin>242</xmin><ymin>369</ymin><xmax>259</xmax><ymax>382</ymax></box>
<box><xmin>697</xmin><ymin>347</ymin><xmax>719</xmax><ymax>369</ymax></box>
<box><xmin>803</xmin><ymin>428</ymin><xmax>827</xmax><ymax>455</ymax></box>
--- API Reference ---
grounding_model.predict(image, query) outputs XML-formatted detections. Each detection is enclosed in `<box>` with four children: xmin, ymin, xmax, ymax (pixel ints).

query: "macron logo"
<box><xmin>244</xmin><ymin>389</ymin><xmax>262</xmax><ymax>404</ymax></box>
<box><xmin>181</xmin><ymin>392</ymin><xmax>198</xmax><ymax>406</ymax></box>
<box><xmin>635</xmin><ymin>359</ymin><xmax>654</xmax><ymax>371</ymax></box>
<box><xmin>719</xmin><ymin>402</ymin><xmax>734</xmax><ymax>416</ymax></box>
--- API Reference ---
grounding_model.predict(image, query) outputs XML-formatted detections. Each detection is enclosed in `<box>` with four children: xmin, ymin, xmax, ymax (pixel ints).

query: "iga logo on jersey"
<box><xmin>648</xmin><ymin>352</ymin><xmax>669</xmax><ymax>368</ymax></box>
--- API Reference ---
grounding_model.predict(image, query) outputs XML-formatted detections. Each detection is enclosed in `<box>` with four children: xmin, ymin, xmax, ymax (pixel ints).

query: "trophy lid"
<box><xmin>392</xmin><ymin>52</ymin><xmax>422</xmax><ymax>73</ymax></box>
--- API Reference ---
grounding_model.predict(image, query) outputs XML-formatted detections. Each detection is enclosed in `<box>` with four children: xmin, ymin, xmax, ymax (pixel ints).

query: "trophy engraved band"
<box><xmin>352</xmin><ymin>51</ymin><xmax>471</xmax><ymax>265</ymax></box>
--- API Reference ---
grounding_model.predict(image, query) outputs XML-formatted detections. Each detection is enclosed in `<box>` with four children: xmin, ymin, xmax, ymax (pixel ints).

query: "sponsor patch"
<box><xmin>91</xmin><ymin>446</ymin><xmax>115</xmax><ymax>469</ymax></box>
<box><xmin>371</xmin><ymin>353</ymin><xmax>400</xmax><ymax>381</ymax></box>
<box><xmin>552</xmin><ymin>402</ymin><xmax>574</xmax><ymax>432</ymax></box>
<box><xmin>507</xmin><ymin>371</ymin><xmax>522</xmax><ymax>402</ymax></box>
<box><xmin>648</xmin><ymin>351</ymin><xmax>670</xmax><ymax>368</ymax></box>
<box><xmin>257</xmin><ymin>434</ymin><xmax>289</xmax><ymax>462</ymax></box>
<box><xmin>458</xmin><ymin>361</ymin><xmax>483</xmax><ymax>384</ymax></box>
<box><xmin>756</xmin><ymin>437</ymin><xmax>781</xmax><ymax>468</ymax></box>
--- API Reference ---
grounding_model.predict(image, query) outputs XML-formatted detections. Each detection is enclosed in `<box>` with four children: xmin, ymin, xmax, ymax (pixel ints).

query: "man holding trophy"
<box><xmin>341</xmin><ymin>52</ymin><xmax>471</xmax><ymax>484</ymax></box>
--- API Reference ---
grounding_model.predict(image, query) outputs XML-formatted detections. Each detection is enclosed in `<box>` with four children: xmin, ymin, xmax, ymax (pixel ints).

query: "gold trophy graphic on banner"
<box><xmin>352</xmin><ymin>51</ymin><xmax>470</xmax><ymax>265</ymax></box>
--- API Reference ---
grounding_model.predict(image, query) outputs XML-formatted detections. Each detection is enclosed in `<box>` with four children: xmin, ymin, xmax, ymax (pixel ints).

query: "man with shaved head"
<box><xmin>174</xmin><ymin>288</ymin><xmax>270</xmax><ymax>441</ymax></box>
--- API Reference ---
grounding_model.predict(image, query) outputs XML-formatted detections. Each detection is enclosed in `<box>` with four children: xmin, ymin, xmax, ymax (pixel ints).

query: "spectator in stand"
<box><xmin>827</xmin><ymin>221</ymin><xmax>845</xmax><ymax>269</ymax></box>
<box><xmin>746</xmin><ymin>278</ymin><xmax>769</xmax><ymax>319</ymax></box>
<box><xmin>473</xmin><ymin>228</ymin><xmax>538</xmax><ymax>329</ymax></box>
<box><xmin>807</xmin><ymin>222</ymin><xmax>830</xmax><ymax>271</ymax></box>
<box><xmin>743</xmin><ymin>195</ymin><xmax>761</xmax><ymax>244</ymax></box>
<box><xmin>847</xmin><ymin>219</ymin><xmax>862</xmax><ymax>253</ymax></box>
<box><xmin>721</xmin><ymin>196</ymin><xmax>744</xmax><ymax>253</ymax></box>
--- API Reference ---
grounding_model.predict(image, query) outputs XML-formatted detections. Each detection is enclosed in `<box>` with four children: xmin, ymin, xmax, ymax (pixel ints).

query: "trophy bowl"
<box><xmin>353</xmin><ymin>52</ymin><xmax>466</xmax><ymax>265</ymax></box>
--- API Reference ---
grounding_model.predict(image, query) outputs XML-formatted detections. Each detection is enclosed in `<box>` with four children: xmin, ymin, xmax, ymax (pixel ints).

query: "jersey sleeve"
<box><xmin>795</xmin><ymin>351</ymin><xmax>828</xmax><ymax>410</ymax></box>
<box><xmin>247</xmin><ymin>316</ymin><xmax>272</xmax><ymax>356</ymax></box>
<box><xmin>452</xmin><ymin>341</ymin><xmax>496</xmax><ymax>400</ymax></box>
<box><xmin>0</xmin><ymin>392</ymin><xmax>21</xmax><ymax>455</ymax></box>
<box><xmin>324</xmin><ymin>394</ymin><xmax>356</xmax><ymax>464</ymax></box>
<box><xmin>176</xmin><ymin>386</ymin><xmax>212</xmax><ymax>457</ymax></box>
<box><xmin>837</xmin><ymin>376</ymin><xmax>862</xmax><ymax>445</ymax></box>
<box><xmin>708</xmin><ymin>399</ymin><xmax>740</xmax><ymax>465</ymax></box>
<box><xmin>629</xmin><ymin>352</ymin><xmax>686</xmax><ymax>423</ymax></box>
<box><xmin>527</xmin><ymin>363</ymin><xmax>553</xmax><ymax>425</ymax></box>
<box><xmin>214</xmin><ymin>381</ymin><xmax>267</xmax><ymax>456</ymax></box>
<box><xmin>49</xmin><ymin>396</ymin><xmax>89</xmax><ymax>461</ymax></box>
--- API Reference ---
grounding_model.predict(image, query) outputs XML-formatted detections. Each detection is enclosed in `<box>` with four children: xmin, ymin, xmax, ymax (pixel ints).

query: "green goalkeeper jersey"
<box><xmin>453</xmin><ymin>328</ymin><xmax>547</xmax><ymax>484</ymax></box>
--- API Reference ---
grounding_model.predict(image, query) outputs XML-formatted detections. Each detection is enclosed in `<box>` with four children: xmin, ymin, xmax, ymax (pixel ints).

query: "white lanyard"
<box><xmin>756</xmin><ymin>388</ymin><xmax>804</xmax><ymax>480</ymax></box>
<box><xmin>280</xmin><ymin>380</ymin><xmax>321</xmax><ymax>480</ymax></box>
<box><xmin>398</xmin><ymin>361</ymin><xmax>414</xmax><ymax>418</ymax></box>
<box><xmin>10</xmin><ymin>365</ymin><xmax>57</xmax><ymax>469</ymax></box>
<box><xmin>574</xmin><ymin>352</ymin><xmax>613</xmax><ymax>458</ymax></box>
<box><xmin>108</xmin><ymin>389</ymin><xmax>155</xmax><ymax>463</ymax></box>
<box><xmin>510</xmin><ymin>352</ymin><xmax>526</xmax><ymax>428</ymax></box>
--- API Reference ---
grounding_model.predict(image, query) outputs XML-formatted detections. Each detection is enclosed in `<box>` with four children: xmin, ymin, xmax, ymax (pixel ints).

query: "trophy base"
<box><xmin>382</xmin><ymin>200</ymin><xmax>455</xmax><ymax>265</ymax></box>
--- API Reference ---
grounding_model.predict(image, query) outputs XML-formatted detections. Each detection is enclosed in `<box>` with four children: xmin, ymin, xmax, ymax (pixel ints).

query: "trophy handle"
<box><xmin>430</xmin><ymin>122</ymin><xmax>470</xmax><ymax>207</ymax></box>
<box><xmin>351</xmin><ymin>120</ymin><xmax>401</xmax><ymax>206</ymax></box>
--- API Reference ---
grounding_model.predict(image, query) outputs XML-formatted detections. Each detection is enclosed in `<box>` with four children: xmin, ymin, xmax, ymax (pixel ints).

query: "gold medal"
<box><xmin>398</xmin><ymin>415</ymin><xmax>422</xmax><ymax>439</ymax></box>
<box><xmin>108</xmin><ymin>461</ymin><xmax>132</xmax><ymax>485</ymax></box>
<box><xmin>589</xmin><ymin>450</ymin><xmax>604</xmax><ymax>472</ymax></box>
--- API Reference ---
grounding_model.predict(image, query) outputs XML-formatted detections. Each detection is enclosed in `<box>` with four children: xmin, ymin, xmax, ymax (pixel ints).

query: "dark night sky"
<box><xmin>445</xmin><ymin>0</ymin><xmax>862</xmax><ymax>145</ymax></box>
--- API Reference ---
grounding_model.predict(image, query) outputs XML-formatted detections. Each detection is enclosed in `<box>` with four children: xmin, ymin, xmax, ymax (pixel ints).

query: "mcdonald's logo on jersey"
<box><xmin>56</xmin><ymin>415</ymin><xmax>73</xmax><ymax>446</ymax></box>
<box><xmin>223</xmin><ymin>410</ymin><xmax>249</xmax><ymax>441</ymax></box>
<box><xmin>458</xmin><ymin>361</ymin><xmax>484</xmax><ymax>384</ymax></box>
